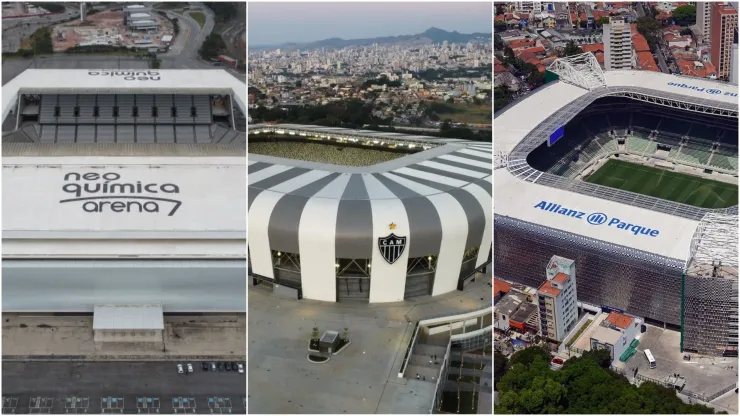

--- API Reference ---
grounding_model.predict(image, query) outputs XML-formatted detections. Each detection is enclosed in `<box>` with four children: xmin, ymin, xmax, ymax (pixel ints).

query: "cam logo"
<box><xmin>378</xmin><ymin>222</ymin><xmax>406</xmax><ymax>265</ymax></box>
<box><xmin>60</xmin><ymin>171</ymin><xmax>182</xmax><ymax>216</ymax></box>
<box><xmin>534</xmin><ymin>201</ymin><xmax>660</xmax><ymax>237</ymax></box>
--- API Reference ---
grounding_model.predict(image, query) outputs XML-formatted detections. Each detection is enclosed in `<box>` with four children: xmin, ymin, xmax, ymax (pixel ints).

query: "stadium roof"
<box><xmin>2</xmin><ymin>156</ymin><xmax>246</xmax><ymax>258</ymax></box>
<box><xmin>495</xmin><ymin>70</ymin><xmax>738</xmax><ymax>262</ymax></box>
<box><xmin>1</xmin><ymin>69</ymin><xmax>246</xmax><ymax>123</ymax></box>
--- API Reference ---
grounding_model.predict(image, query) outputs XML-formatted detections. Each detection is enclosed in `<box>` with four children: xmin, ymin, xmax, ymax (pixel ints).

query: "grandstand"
<box><xmin>495</xmin><ymin>55</ymin><xmax>738</xmax><ymax>356</ymax></box>
<box><xmin>2</xmin><ymin>70</ymin><xmax>246</xmax><ymax>145</ymax></box>
<box><xmin>248</xmin><ymin>140</ymin><xmax>412</xmax><ymax>167</ymax></box>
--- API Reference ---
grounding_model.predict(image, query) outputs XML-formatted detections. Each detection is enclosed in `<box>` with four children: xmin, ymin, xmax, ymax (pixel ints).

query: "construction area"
<box><xmin>52</xmin><ymin>5</ymin><xmax>174</xmax><ymax>52</ymax></box>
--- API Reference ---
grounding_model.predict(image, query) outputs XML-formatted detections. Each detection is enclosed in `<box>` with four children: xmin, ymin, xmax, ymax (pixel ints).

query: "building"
<box><xmin>1</xmin><ymin>69</ymin><xmax>247</xmax><ymax>318</ymax></box>
<box><xmin>589</xmin><ymin>311</ymin><xmax>639</xmax><ymax>367</ymax></box>
<box><xmin>494</xmin><ymin>278</ymin><xmax>512</xmax><ymax>303</ymax></box>
<box><xmin>514</xmin><ymin>1</ymin><xmax>542</xmax><ymax>14</ymax></box>
<box><xmin>710</xmin><ymin>3</ymin><xmax>738</xmax><ymax>80</ymax></box>
<box><xmin>537</xmin><ymin>256</ymin><xmax>578</xmax><ymax>342</ymax></box>
<box><xmin>248</xmin><ymin>124</ymin><xmax>492</xmax><ymax>303</ymax></box>
<box><xmin>80</xmin><ymin>2</ymin><xmax>86</xmax><ymax>22</ymax></box>
<box><xmin>494</xmin><ymin>291</ymin><xmax>524</xmax><ymax>332</ymax></box>
<box><xmin>696</xmin><ymin>1</ymin><xmax>713</xmax><ymax>41</ymax></box>
<box><xmin>731</xmin><ymin>40</ymin><xmax>738</xmax><ymax>84</ymax></box>
<box><xmin>93</xmin><ymin>304</ymin><xmax>164</xmax><ymax>351</ymax></box>
<box><xmin>494</xmin><ymin>55</ymin><xmax>738</xmax><ymax>356</ymax></box>
<box><xmin>603</xmin><ymin>16</ymin><xmax>633</xmax><ymax>70</ymax></box>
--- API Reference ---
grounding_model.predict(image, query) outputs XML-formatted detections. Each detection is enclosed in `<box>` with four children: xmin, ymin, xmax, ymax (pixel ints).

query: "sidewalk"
<box><xmin>2</xmin><ymin>314</ymin><xmax>246</xmax><ymax>360</ymax></box>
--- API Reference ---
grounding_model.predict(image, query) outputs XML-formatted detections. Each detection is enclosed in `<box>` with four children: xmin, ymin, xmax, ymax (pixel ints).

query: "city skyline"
<box><xmin>248</xmin><ymin>2</ymin><xmax>491</xmax><ymax>46</ymax></box>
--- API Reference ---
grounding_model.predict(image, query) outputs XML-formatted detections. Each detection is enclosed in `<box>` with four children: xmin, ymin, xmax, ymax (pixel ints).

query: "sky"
<box><xmin>248</xmin><ymin>2</ymin><xmax>491</xmax><ymax>46</ymax></box>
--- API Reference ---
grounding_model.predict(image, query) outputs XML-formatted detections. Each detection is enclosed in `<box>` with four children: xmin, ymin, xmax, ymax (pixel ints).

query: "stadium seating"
<box><xmin>249</xmin><ymin>139</ymin><xmax>404</xmax><ymax>167</ymax></box>
<box><xmin>627</xmin><ymin>136</ymin><xmax>655</xmax><ymax>155</ymax></box>
<box><xmin>673</xmin><ymin>145</ymin><xmax>712</xmax><ymax>165</ymax></box>
<box><xmin>709</xmin><ymin>147</ymin><xmax>739</xmax><ymax>171</ymax></box>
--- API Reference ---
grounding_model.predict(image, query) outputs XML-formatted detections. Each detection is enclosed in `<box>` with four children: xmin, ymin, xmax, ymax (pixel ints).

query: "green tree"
<box><xmin>680</xmin><ymin>27</ymin><xmax>693</xmax><ymax>36</ymax></box>
<box><xmin>580</xmin><ymin>348</ymin><xmax>612</xmax><ymax>369</ymax></box>
<box><xmin>562</xmin><ymin>40</ymin><xmax>582</xmax><ymax>57</ymax></box>
<box><xmin>673</xmin><ymin>5</ymin><xmax>697</xmax><ymax>25</ymax></box>
<box><xmin>596</xmin><ymin>16</ymin><xmax>610</xmax><ymax>27</ymax></box>
<box><xmin>198</xmin><ymin>33</ymin><xmax>227</xmax><ymax>60</ymax></box>
<box><xmin>494</xmin><ymin>350</ymin><xmax>508</xmax><ymax>389</ymax></box>
<box><xmin>636</xmin><ymin>16</ymin><xmax>661</xmax><ymax>49</ymax></box>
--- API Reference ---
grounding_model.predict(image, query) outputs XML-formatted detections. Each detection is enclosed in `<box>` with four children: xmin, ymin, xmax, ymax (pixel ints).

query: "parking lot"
<box><xmin>2</xmin><ymin>361</ymin><xmax>245</xmax><ymax>414</ymax></box>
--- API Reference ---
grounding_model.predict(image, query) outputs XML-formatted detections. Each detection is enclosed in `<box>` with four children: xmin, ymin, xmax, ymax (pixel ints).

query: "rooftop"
<box><xmin>510</xmin><ymin>302</ymin><xmax>538</xmax><ymax>324</ymax></box>
<box><xmin>495</xmin><ymin>292</ymin><xmax>524</xmax><ymax>316</ymax></box>
<box><xmin>606</xmin><ymin>312</ymin><xmax>635</xmax><ymax>329</ymax></box>
<box><xmin>552</xmin><ymin>273</ymin><xmax>569</xmax><ymax>284</ymax></box>
<box><xmin>494</xmin><ymin>279</ymin><xmax>512</xmax><ymax>297</ymax></box>
<box><xmin>538</xmin><ymin>280</ymin><xmax>561</xmax><ymax>297</ymax></box>
<box><xmin>590</xmin><ymin>324</ymin><xmax>622</xmax><ymax>346</ymax></box>
<box><xmin>93</xmin><ymin>304</ymin><xmax>164</xmax><ymax>330</ymax></box>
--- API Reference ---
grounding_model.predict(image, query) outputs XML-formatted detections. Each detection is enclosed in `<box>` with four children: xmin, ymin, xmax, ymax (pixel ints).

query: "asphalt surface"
<box><xmin>2</xmin><ymin>361</ymin><xmax>246</xmax><ymax>414</ymax></box>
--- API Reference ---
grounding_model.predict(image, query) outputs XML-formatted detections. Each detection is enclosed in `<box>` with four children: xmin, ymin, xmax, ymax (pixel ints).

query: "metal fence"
<box><xmin>431</xmin><ymin>342</ymin><xmax>452</xmax><ymax>414</ymax></box>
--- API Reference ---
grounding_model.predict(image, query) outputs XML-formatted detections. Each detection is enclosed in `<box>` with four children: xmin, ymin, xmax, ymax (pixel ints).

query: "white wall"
<box><xmin>428</xmin><ymin>192</ymin><xmax>468</xmax><ymax>296</ymax></box>
<box><xmin>299</xmin><ymin>193</ymin><xmax>340</xmax><ymax>302</ymax></box>
<box><xmin>369</xmin><ymin>197</ymin><xmax>410</xmax><ymax>303</ymax></box>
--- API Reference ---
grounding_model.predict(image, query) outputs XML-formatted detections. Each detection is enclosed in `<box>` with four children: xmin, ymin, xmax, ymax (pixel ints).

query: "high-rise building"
<box><xmin>731</xmin><ymin>39</ymin><xmax>738</xmax><ymax>84</ymax></box>
<box><xmin>710</xmin><ymin>3</ymin><xmax>738</xmax><ymax>80</ymax></box>
<box><xmin>80</xmin><ymin>3</ymin><xmax>86</xmax><ymax>22</ymax></box>
<box><xmin>603</xmin><ymin>16</ymin><xmax>633</xmax><ymax>70</ymax></box>
<box><xmin>696</xmin><ymin>1</ymin><xmax>713</xmax><ymax>41</ymax></box>
<box><xmin>537</xmin><ymin>256</ymin><xmax>578</xmax><ymax>342</ymax></box>
<box><xmin>513</xmin><ymin>1</ymin><xmax>542</xmax><ymax>14</ymax></box>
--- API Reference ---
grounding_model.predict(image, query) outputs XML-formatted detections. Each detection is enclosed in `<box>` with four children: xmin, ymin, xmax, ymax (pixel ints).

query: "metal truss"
<box><xmin>336</xmin><ymin>258</ymin><xmax>371</xmax><ymax>278</ymax></box>
<box><xmin>686</xmin><ymin>213</ymin><xmax>738</xmax><ymax>278</ymax></box>
<box><xmin>547</xmin><ymin>52</ymin><xmax>607</xmax><ymax>91</ymax></box>
<box><xmin>613</xmin><ymin>91</ymin><xmax>738</xmax><ymax>117</ymax></box>
<box><xmin>272</xmin><ymin>250</ymin><xmax>301</xmax><ymax>272</ymax></box>
<box><xmin>408</xmin><ymin>255</ymin><xmax>436</xmax><ymax>275</ymax></box>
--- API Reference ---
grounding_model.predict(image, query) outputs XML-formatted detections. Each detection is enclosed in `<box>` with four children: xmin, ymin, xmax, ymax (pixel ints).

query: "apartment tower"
<box><xmin>538</xmin><ymin>256</ymin><xmax>578</xmax><ymax>342</ymax></box>
<box><xmin>603</xmin><ymin>16</ymin><xmax>633</xmax><ymax>70</ymax></box>
<box><xmin>711</xmin><ymin>3</ymin><xmax>738</xmax><ymax>80</ymax></box>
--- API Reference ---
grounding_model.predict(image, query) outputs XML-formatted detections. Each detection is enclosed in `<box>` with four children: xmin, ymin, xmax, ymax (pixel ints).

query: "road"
<box><xmin>2</xmin><ymin>361</ymin><xmax>246</xmax><ymax>414</ymax></box>
<box><xmin>2</xmin><ymin>5</ymin><xmax>79</xmax><ymax>52</ymax></box>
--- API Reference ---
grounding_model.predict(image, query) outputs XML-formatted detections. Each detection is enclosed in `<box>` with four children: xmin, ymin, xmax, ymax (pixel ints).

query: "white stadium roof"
<box><xmin>2</xmin><ymin>156</ymin><xmax>246</xmax><ymax>258</ymax></box>
<box><xmin>1</xmin><ymin>69</ymin><xmax>246</xmax><ymax>123</ymax></box>
<box><xmin>495</xmin><ymin>69</ymin><xmax>738</xmax><ymax>262</ymax></box>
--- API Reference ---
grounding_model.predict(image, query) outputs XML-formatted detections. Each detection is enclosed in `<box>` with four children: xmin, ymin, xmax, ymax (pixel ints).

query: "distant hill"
<box><xmin>250</xmin><ymin>27</ymin><xmax>492</xmax><ymax>51</ymax></box>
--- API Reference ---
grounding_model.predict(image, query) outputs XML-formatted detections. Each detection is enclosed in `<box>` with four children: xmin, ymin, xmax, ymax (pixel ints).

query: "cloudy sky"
<box><xmin>248</xmin><ymin>2</ymin><xmax>491</xmax><ymax>46</ymax></box>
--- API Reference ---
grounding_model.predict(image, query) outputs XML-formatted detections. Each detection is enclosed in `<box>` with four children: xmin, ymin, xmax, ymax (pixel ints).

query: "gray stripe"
<box><xmin>289</xmin><ymin>172</ymin><xmax>342</xmax><ymax>198</ymax></box>
<box><xmin>341</xmin><ymin>174</ymin><xmax>369</xmax><ymax>200</ymax></box>
<box><xmin>268</xmin><ymin>194</ymin><xmax>309</xmax><ymax>254</ymax></box>
<box><xmin>448</xmin><ymin>188</ymin><xmax>486</xmax><ymax>250</ymax></box>
<box><xmin>373</xmin><ymin>174</ymin><xmax>442</xmax><ymax>257</ymax></box>
<box><xmin>466</xmin><ymin>148</ymin><xmax>492</xmax><ymax>156</ymax></box>
<box><xmin>336</xmin><ymin>200</ymin><xmax>373</xmax><ymax>259</ymax></box>
<box><xmin>430</xmin><ymin>157</ymin><xmax>492</xmax><ymax>174</ymax></box>
<box><xmin>469</xmin><ymin>178</ymin><xmax>492</xmax><ymax>197</ymax></box>
<box><xmin>248</xmin><ymin>187</ymin><xmax>264</xmax><ymax>211</ymax></box>
<box><xmin>386</xmin><ymin>171</ymin><xmax>455</xmax><ymax>192</ymax></box>
<box><xmin>407</xmin><ymin>163</ymin><xmax>480</xmax><ymax>182</ymax></box>
<box><xmin>248</xmin><ymin>162</ymin><xmax>273</xmax><ymax>175</ymax></box>
<box><xmin>250</xmin><ymin>167</ymin><xmax>310</xmax><ymax>190</ymax></box>
<box><xmin>449</xmin><ymin>151</ymin><xmax>491</xmax><ymax>163</ymax></box>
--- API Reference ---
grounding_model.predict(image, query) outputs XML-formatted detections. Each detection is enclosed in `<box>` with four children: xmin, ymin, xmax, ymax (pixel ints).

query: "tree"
<box><xmin>494</xmin><ymin>350</ymin><xmax>508</xmax><ymax>390</ymax></box>
<box><xmin>581</xmin><ymin>348</ymin><xmax>612</xmax><ymax>369</ymax></box>
<box><xmin>596</xmin><ymin>16</ymin><xmax>610</xmax><ymax>27</ymax></box>
<box><xmin>672</xmin><ymin>5</ymin><xmax>696</xmax><ymax>25</ymax></box>
<box><xmin>495</xmin><ymin>4</ymin><xmax>507</xmax><ymax>15</ymax></box>
<box><xmin>562</xmin><ymin>40</ymin><xmax>582</xmax><ymax>57</ymax></box>
<box><xmin>295</xmin><ymin>80</ymin><xmax>302</xmax><ymax>88</ymax></box>
<box><xmin>636</xmin><ymin>16</ymin><xmax>661</xmax><ymax>49</ymax></box>
<box><xmin>680</xmin><ymin>27</ymin><xmax>693</xmax><ymax>36</ymax></box>
<box><xmin>198</xmin><ymin>33</ymin><xmax>227</xmax><ymax>61</ymax></box>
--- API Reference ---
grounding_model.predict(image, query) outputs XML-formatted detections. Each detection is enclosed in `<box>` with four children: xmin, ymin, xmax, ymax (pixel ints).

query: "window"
<box><xmin>93</xmin><ymin>106</ymin><xmax>99</xmax><ymax>117</ymax></box>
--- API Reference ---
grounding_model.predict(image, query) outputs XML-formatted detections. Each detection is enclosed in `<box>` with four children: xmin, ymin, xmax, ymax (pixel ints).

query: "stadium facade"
<box><xmin>2</xmin><ymin>69</ymin><xmax>247</xmax><ymax>315</ymax></box>
<box><xmin>494</xmin><ymin>54</ymin><xmax>738</xmax><ymax>356</ymax></box>
<box><xmin>248</xmin><ymin>124</ymin><xmax>492</xmax><ymax>303</ymax></box>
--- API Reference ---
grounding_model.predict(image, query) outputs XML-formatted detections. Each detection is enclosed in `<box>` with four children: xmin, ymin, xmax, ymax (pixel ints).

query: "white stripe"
<box><xmin>362</xmin><ymin>174</ymin><xmax>396</xmax><ymax>199</ymax></box>
<box><xmin>392</xmin><ymin>167</ymin><xmax>469</xmax><ymax>187</ymax></box>
<box><xmin>462</xmin><ymin>182</ymin><xmax>492</xmax><ymax>269</ymax></box>
<box><xmin>247</xmin><ymin>190</ymin><xmax>284</xmax><ymax>279</ymax></box>
<box><xmin>369</xmin><ymin>198</ymin><xmax>409</xmax><ymax>303</ymax></box>
<box><xmin>458</xmin><ymin>148</ymin><xmax>492</xmax><ymax>160</ymax></box>
<box><xmin>419</xmin><ymin>161</ymin><xmax>489</xmax><ymax>179</ymax></box>
<box><xmin>299</xmin><ymin>197</ymin><xmax>340</xmax><ymax>302</ymax></box>
<box><xmin>270</xmin><ymin>170</ymin><xmax>333</xmax><ymax>194</ymax></box>
<box><xmin>437</xmin><ymin>154</ymin><xmax>492</xmax><ymax>169</ymax></box>
<box><xmin>247</xmin><ymin>164</ymin><xmax>292</xmax><ymax>186</ymax></box>
<box><xmin>380</xmin><ymin>172</ymin><xmax>441</xmax><ymax>196</ymax></box>
<box><xmin>426</xmin><ymin>193</ymin><xmax>467</xmax><ymax>296</ymax></box>
<box><xmin>313</xmin><ymin>173</ymin><xmax>352</xmax><ymax>199</ymax></box>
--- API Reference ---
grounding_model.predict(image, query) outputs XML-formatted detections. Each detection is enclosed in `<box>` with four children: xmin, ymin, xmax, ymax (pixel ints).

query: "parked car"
<box><xmin>202</xmin><ymin>362</ymin><xmax>208</xmax><ymax>371</ymax></box>
<box><xmin>187</xmin><ymin>363</ymin><xmax>194</xmax><ymax>373</ymax></box>
<box><xmin>211</xmin><ymin>362</ymin><xmax>217</xmax><ymax>371</ymax></box>
<box><xmin>552</xmin><ymin>357</ymin><xmax>564</xmax><ymax>365</ymax></box>
<box><xmin>237</xmin><ymin>363</ymin><xmax>244</xmax><ymax>374</ymax></box>
<box><xmin>177</xmin><ymin>364</ymin><xmax>184</xmax><ymax>374</ymax></box>
<box><xmin>231</xmin><ymin>362</ymin><xmax>238</xmax><ymax>371</ymax></box>
<box><xmin>224</xmin><ymin>362</ymin><xmax>231</xmax><ymax>372</ymax></box>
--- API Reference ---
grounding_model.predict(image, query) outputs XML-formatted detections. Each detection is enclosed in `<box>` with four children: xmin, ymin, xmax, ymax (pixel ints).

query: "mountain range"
<box><xmin>250</xmin><ymin>27</ymin><xmax>492</xmax><ymax>51</ymax></box>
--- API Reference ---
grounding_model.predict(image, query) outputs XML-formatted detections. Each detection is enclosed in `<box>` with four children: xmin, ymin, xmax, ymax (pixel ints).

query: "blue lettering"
<box><xmin>649</xmin><ymin>230</ymin><xmax>660</xmax><ymax>237</ymax></box>
<box><xmin>534</xmin><ymin>201</ymin><xmax>547</xmax><ymax>209</ymax></box>
<box><xmin>535</xmin><ymin>201</ymin><xmax>659</xmax><ymax>237</ymax></box>
<box><xmin>608</xmin><ymin>218</ymin><xmax>620</xmax><ymax>226</ymax></box>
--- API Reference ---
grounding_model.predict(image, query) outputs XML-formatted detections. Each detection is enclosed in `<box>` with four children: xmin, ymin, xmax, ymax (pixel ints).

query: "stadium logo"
<box><xmin>87</xmin><ymin>70</ymin><xmax>160</xmax><ymax>81</ymax></box>
<box><xmin>666</xmin><ymin>82</ymin><xmax>738</xmax><ymax>97</ymax></box>
<box><xmin>586</xmin><ymin>212</ymin><xmax>607</xmax><ymax>225</ymax></box>
<box><xmin>534</xmin><ymin>201</ymin><xmax>660</xmax><ymax>237</ymax></box>
<box><xmin>378</xmin><ymin>223</ymin><xmax>406</xmax><ymax>265</ymax></box>
<box><xmin>60</xmin><ymin>171</ymin><xmax>182</xmax><ymax>216</ymax></box>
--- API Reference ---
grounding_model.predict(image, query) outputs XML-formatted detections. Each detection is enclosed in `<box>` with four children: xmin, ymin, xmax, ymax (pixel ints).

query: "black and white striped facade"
<box><xmin>248</xmin><ymin>124</ymin><xmax>492</xmax><ymax>303</ymax></box>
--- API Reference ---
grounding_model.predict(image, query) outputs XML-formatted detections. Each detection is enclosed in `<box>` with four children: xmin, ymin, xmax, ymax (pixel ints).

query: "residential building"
<box><xmin>731</xmin><ymin>39</ymin><xmax>738</xmax><ymax>84</ymax></box>
<box><xmin>514</xmin><ymin>1</ymin><xmax>542</xmax><ymax>14</ymax></box>
<box><xmin>538</xmin><ymin>256</ymin><xmax>578</xmax><ymax>342</ymax></box>
<box><xmin>696</xmin><ymin>1</ymin><xmax>713</xmax><ymax>41</ymax></box>
<box><xmin>494</xmin><ymin>291</ymin><xmax>524</xmax><ymax>332</ymax></box>
<box><xmin>710</xmin><ymin>3</ymin><xmax>738</xmax><ymax>80</ymax></box>
<box><xmin>603</xmin><ymin>16</ymin><xmax>633</xmax><ymax>70</ymax></box>
<box><xmin>494</xmin><ymin>278</ymin><xmax>512</xmax><ymax>304</ymax></box>
<box><xmin>589</xmin><ymin>312</ymin><xmax>640</xmax><ymax>368</ymax></box>
<box><xmin>554</xmin><ymin>2</ymin><xmax>571</xmax><ymax>30</ymax></box>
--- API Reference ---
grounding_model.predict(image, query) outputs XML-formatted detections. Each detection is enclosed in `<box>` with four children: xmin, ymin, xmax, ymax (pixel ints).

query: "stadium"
<box><xmin>494</xmin><ymin>53</ymin><xmax>738</xmax><ymax>356</ymax></box>
<box><xmin>1</xmin><ymin>69</ymin><xmax>247</xmax><ymax>318</ymax></box>
<box><xmin>248</xmin><ymin>124</ymin><xmax>492</xmax><ymax>303</ymax></box>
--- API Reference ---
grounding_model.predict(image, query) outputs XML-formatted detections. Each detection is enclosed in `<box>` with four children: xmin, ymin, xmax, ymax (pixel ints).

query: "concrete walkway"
<box><xmin>2</xmin><ymin>314</ymin><xmax>246</xmax><ymax>359</ymax></box>
<box><xmin>247</xmin><ymin>270</ymin><xmax>492</xmax><ymax>414</ymax></box>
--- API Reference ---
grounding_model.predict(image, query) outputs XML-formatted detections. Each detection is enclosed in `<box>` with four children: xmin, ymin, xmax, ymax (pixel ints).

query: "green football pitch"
<box><xmin>585</xmin><ymin>159</ymin><xmax>738</xmax><ymax>209</ymax></box>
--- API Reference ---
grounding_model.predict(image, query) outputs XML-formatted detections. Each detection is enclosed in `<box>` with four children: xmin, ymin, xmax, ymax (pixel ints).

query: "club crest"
<box><xmin>378</xmin><ymin>233</ymin><xmax>407</xmax><ymax>265</ymax></box>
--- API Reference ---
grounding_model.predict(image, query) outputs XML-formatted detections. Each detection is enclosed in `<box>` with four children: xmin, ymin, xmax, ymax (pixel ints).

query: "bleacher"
<box><xmin>673</xmin><ymin>145</ymin><xmax>713</xmax><ymax>165</ymax></box>
<box><xmin>709</xmin><ymin>147</ymin><xmax>739</xmax><ymax>171</ymax></box>
<box><xmin>627</xmin><ymin>135</ymin><xmax>655</xmax><ymax>155</ymax></box>
<box><xmin>24</xmin><ymin>93</ymin><xmax>245</xmax><ymax>144</ymax></box>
